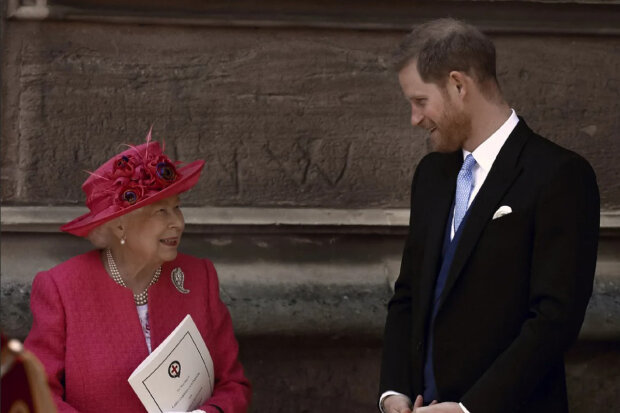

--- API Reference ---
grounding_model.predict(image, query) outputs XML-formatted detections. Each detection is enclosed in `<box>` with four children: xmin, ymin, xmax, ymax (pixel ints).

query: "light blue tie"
<box><xmin>454</xmin><ymin>154</ymin><xmax>477</xmax><ymax>233</ymax></box>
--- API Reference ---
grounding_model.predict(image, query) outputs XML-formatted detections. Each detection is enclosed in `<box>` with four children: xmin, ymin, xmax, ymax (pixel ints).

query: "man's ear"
<box><xmin>448</xmin><ymin>70</ymin><xmax>469</xmax><ymax>98</ymax></box>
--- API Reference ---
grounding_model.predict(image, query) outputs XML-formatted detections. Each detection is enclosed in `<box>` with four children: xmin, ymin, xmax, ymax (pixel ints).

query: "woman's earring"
<box><xmin>120</xmin><ymin>236</ymin><xmax>126</xmax><ymax>245</ymax></box>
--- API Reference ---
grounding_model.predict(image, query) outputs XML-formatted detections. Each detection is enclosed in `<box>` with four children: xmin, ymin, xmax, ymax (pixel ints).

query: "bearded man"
<box><xmin>379</xmin><ymin>18</ymin><xmax>599</xmax><ymax>413</ymax></box>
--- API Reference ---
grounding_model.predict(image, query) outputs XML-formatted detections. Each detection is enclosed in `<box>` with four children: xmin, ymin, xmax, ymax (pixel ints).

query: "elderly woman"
<box><xmin>25</xmin><ymin>131</ymin><xmax>251</xmax><ymax>413</ymax></box>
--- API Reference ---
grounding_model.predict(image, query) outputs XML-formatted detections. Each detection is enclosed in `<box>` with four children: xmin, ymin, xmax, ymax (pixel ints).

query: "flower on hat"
<box><xmin>107</xmin><ymin>149</ymin><xmax>182</xmax><ymax>208</ymax></box>
<box><xmin>112</xmin><ymin>154</ymin><xmax>136</xmax><ymax>178</ymax></box>
<box><xmin>115</xmin><ymin>181</ymin><xmax>145</xmax><ymax>207</ymax></box>
<box><xmin>146</xmin><ymin>155</ymin><xmax>179</xmax><ymax>187</ymax></box>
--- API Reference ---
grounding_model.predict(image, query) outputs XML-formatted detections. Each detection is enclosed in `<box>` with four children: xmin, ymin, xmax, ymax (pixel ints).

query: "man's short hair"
<box><xmin>393</xmin><ymin>18</ymin><xmax>498</xmax><ymax>87</ymax></box>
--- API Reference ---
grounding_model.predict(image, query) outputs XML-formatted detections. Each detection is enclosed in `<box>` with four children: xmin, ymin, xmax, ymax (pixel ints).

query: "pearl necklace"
<box><xmin>105</xmin><ymin>249</ymin><xmax>161</xmax><ymax>306</ymax></box>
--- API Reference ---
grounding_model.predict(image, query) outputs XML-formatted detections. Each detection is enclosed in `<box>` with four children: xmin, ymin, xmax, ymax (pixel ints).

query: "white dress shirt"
<box><xmin>451</xmin><ymin>109</ymin><xmax>520</xmax><ymax>239</ymax></box>
<box><xmin>380</xmin><ymin>110</ymin><xmax>519</xmax><ymax>413</ymax></box>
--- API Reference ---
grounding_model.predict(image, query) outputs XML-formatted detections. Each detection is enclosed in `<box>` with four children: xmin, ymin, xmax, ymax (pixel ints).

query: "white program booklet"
<box><xmin>128</xmin><ymin>314</ymin><xmax>215</xmax><ymax>413</ymax></box>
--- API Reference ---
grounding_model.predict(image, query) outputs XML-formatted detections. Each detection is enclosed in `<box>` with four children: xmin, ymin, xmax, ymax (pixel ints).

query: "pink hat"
<box><xmin>61</xmin><ymin>130</ymin><xmax>205</xmax><ymax>237</ymax></box>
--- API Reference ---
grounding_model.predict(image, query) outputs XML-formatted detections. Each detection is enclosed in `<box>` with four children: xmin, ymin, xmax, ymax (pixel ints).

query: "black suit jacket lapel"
<box><xmin>436</xmin><ymin>120</ymin><xmax>532</xmax><ymax>310</ymax></box>
<box><xmin>417</xmin><ymin>151</ymin><xmax>462</xmax><ymax>329</ymax></box>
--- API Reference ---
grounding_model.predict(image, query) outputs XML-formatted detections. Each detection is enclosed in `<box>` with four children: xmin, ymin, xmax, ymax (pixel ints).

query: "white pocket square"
<box><xmin>492</xmin><ymin>205</ymin><xmax>512</xmax><ymax>220</ymax></box>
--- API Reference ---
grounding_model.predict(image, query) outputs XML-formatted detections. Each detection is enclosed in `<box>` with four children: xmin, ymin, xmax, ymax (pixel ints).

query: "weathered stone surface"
<box><xmin>0</xmin><ymin>231</ymin><xmax>402</xmax><ymax>339</ymax></box>
<box><xmin>8</xmin><ymin>0</ymin><xmax>620</xmax><ymax>37</ymax></box>
<box><xmin>496</xmin><ymin>37</ymin><xmax>620</xmax><ymax>209</ymax></box>
<box><xmin>0</xmin><ymin>21</ymin><xmax>419</xmax><ymax>208</ymax></box>
<box><xmin>6</xmin><ymin>274</ymin><xmax>618</xmax><ymax>341</ymax></box>
<box><xmin>2</xmin><ymin>225</ymin><xmax>619</xmax><ymax>411</ymax></box>
<box><xmin>3</xmin><ymin>230</ymin><xmax>619</xmax><ymax>340</ymax></box>
<box><xmin>0</xmin><ymin>282</ymin><xmax>32</xmax><ymax>340</ymax></box>
<box><xmin>2</xmin><ymin>22</ymin><xmax>619</xmax><ymax>208</ymax></box>
<box><xmin>580</xmin><ymin>273</ymin><xmax>620</xmax><ymax>340</ymax></box>
<box><xmin>240</xmin><ymin>336</ymin><xmax>383</xmax><ymax>412</ymax></box>
<box><xmin>239</xmin><ymin>337</ymin><xmax>619</xmax><ymax>412</ymax></box>
<box><xmin>565</xmin><ymin>342</ymin><xmax>620</xmax><ymax>412</ymax></box>
<box><xmin>3</xmin><ymin>314</ymin><xmax>619</xmax><ymax>411</ymax></box>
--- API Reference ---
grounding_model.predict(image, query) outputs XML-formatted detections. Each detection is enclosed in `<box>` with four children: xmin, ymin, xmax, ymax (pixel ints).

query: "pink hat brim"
<box><xmin>60</xmin><ymin>160</ymin><xmax>205</xmax><ymax>237</ymax></box>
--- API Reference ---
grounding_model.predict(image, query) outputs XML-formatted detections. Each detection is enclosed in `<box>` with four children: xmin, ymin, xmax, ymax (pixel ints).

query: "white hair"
<box><xmin>86</xmin><ymin>207</ymin><xmax>148</xmax><ymax>249</ymax></box>
<box><xmin>86</xmin><ymin>219</ymin><xmax>118</xmax><ymax>249</ymax></box>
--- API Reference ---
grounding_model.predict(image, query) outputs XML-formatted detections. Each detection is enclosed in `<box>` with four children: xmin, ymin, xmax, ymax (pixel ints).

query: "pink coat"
<box><xmin>25</xmin><ymin>251</ymin><xmax>251</xmax><ymax>413</ymax></box>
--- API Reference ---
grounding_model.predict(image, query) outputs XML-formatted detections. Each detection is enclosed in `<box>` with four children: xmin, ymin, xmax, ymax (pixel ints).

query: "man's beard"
<box><xmin>426</xmin><ymin>102</ymin><xmax>471</xmax><ymax>153</ymax></box>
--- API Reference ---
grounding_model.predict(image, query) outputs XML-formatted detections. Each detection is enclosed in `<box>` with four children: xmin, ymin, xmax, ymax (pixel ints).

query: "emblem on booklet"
<box><xmin>168</xmin><ymin>361</ymin><xmax>181</xmax><ymax>378</ymax></box>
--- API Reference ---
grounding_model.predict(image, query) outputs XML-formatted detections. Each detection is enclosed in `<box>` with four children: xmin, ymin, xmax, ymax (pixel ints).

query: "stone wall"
<box><xmin>2</xmin><ymin>22</ymin><xmax>620</xmax><ymax>208</ymax></box>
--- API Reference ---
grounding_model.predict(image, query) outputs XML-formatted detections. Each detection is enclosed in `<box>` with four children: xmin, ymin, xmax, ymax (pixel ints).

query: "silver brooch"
<box><xmin>171</xmin><ymin>267</ymin><xmax>190</xmax><ymax>294</ymax></box>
